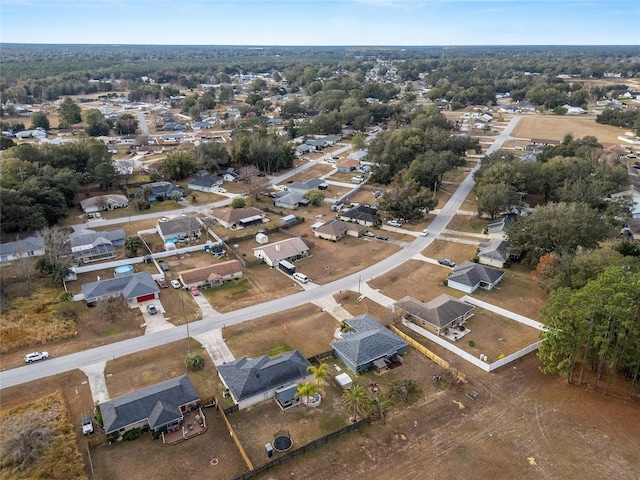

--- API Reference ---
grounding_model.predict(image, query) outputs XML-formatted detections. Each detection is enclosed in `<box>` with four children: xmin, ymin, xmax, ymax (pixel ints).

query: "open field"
<box><xmin>0</xmin><ymin>391</ymin><xmax>86</xmax><ymax>480</ymax></box>
<box><xmin>511</xmin><ymin>114</ymin><xmax>629</xmax><ymax>144</ymax></box>
<box><xmin>223</xmin><ymin>303</ymin><xmax>337</xmax><ymax>359</ymax></box>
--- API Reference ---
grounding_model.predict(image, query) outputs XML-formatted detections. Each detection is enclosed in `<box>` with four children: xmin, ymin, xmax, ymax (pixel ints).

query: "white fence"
<box><xmin>402</xmin><ymin>315</ymin><xmax>544</xmax><ymax>373</ymax></box>
<box><xmin>461</xmin><ymin>296</ymin><xmax>546</xmax><ymax>331</ymax></box>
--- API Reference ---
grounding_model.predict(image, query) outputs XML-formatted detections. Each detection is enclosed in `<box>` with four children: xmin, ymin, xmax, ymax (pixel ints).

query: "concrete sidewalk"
<box><xmin>80</xmin><ymin>361</ymin><xmax>109</xmax><ymax>404</ymax></box>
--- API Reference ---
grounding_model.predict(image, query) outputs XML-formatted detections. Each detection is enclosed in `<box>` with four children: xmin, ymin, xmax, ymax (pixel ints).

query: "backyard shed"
<box><xmin>256</xmin><ymin>233</ymin><xmax>269</xmax><ymax>244</ymax></box>
<box><xmin>335</xmin><ymin>373</ymin><xmax>353</xmax><ymax>390</ymax></box>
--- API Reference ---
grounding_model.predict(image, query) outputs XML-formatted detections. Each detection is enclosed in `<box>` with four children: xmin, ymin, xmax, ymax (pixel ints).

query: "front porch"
<box><xmin>161</xmin><ymin>407</ymin><xmax>207</xmax><ymax>446</ymax></box>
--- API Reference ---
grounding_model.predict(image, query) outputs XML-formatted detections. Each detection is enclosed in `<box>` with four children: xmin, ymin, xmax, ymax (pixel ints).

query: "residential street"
<box><xmin>0</xmin><ymin>117</ymin><xmax>521</xmax><ymax>389</ymax></box>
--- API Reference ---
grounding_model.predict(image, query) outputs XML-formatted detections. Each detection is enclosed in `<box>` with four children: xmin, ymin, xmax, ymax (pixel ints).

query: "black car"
<box><xmin>438</xmin><ymin>258</ymin><xmax>456</xmax><ymax>267</ymax></box>
<box><xmin>376</xmin><ymin>234</ymin><xmax>388</xmax><ymax>241</ymax></box>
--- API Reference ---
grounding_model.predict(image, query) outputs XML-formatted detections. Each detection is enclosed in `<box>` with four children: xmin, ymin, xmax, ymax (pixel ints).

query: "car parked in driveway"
<box><xmin>438</xmin><ymin>258</ymin><xmax>456</xmax><ymax>267</ymax></box>
<box><xmin>171</xmin><ymin>279</ymin><xmax>182</xmax><ymax>289</ymax></box>
<box><xmin>376</xmin><ymin>234</ymin><xmax>388</xmax><ymax>241</ymax></box>
<box><xmin>387</xmin><ymin>219</ymin><xmax>402</xmax><ymax>227</ymax></box>
<box><xmin>190</xmin><ymin>286</ymin><xmax>200</xmax><ymax>296</ymax></box>
<box><xmin>25</xmin><ymin>351</ymin><xmax>49</xmax><ymax>363</ymax></box>
<box><xmin>81</xmin><ymin>416</ymin><xmax>94</xmax><ymax>435</ymax></box>
<box><xmin>363</xmin><ymin>231</ymin><xmax>376</xmax><ymax>238</ymax></box>
<box><xmin>146</xmin><ymin>304</ymin><xmax>157</xmax><ymax>315</ymax></box>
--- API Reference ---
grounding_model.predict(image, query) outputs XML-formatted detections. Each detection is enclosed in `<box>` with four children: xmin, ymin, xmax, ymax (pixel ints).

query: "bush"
<box><xmin>468</xmin><ymin>340</ymin><xmax>475</xmax><ymax>347</ymax></box>
<box><xmin>122</xmin><ymin>428</ymin><xmax>142</xmax><ymax>441</ymax></box>
<box><xmin>185</xmin><ymin>351</ymin><xmax>205</xmax><ymax>371</ymax></box>
<box><xmin>389</xmin><ymin>378</ymin><xmax>422</xmax><ymax>405</ymax></box>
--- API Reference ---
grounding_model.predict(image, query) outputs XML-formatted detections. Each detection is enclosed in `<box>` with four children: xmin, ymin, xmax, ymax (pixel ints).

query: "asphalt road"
<box><xmin>0</xmin><ymin>118</ymin><xmax>521</xmax><ymax>389</ymax></box>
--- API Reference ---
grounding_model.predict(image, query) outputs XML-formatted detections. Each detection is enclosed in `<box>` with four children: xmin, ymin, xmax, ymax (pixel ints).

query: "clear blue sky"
<box><xmin>1</xmin><ymin>0</ymin><xmax>639</xmax><ymax>46</ymax></box>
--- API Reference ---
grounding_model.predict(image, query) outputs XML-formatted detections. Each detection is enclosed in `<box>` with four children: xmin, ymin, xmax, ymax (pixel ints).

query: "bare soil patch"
<box><xmin>262</xmin><ymin>353</ymin><xmax>640</xmax><ymax>480</ymax></box>
<box><xmin>369</xmin><ymin>259</ymin><xmax>452</xmax><ymax>303</ymax></box>
<box><xmin>511</xmin><ymin>115</ymin><xmax>627</xmax><ymax>144</ymax></box>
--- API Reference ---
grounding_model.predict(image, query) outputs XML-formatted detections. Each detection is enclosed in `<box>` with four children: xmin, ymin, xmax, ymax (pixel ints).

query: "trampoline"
<box><xmin>273</xmin><ymin>430</ymin><xmax>293</xmax><ymax>452</ymax></box>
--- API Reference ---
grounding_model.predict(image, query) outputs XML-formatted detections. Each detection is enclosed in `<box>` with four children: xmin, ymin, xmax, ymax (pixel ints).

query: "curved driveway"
<box><xmin>0</xmin><ymin>117</ymin><xmax>520</xmax><ymax>389</ymax></box>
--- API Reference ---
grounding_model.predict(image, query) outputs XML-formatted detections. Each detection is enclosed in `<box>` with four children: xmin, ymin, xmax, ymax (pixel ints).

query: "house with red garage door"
<box><xmin>81</xmin><ymin>271</ymin><xmax>159</xmax><ymax>305</ymax></box>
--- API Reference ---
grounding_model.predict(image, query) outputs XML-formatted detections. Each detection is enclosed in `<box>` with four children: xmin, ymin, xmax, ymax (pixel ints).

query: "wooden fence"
<box><xmin>390</xmin><ymin>326</ymin><xmax>467</xmax><ymax>383</ymax></box>
<box><xmin>215</xmin><ymin>398</ymin><xmax>254</xmax><ymax>471</ymax></box>
<box><xmin>230</xmin><ymin>417</ymin><xmax>372</xmax><ymax>480</ymax></box>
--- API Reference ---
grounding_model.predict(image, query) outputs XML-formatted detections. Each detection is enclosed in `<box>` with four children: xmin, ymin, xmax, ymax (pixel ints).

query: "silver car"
<box><xmin>25</xmin><ymin>351</ymin><xmax>49</xmax><ymax>363</ymax></box>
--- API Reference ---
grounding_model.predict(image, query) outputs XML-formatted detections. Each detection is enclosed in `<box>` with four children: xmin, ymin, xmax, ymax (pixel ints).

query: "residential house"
<box><xmin>322</xmin><ymin>134</ymin><xmax>341</xmax><ymax>145</ymax></box>
<box><xmin>100</xmin><ymin>375</ymin><xmax>199</xmax><ymax>436</ymax></box>
<box><xmin>273</xmin><ymin>191</ymin><xmax>309</xmax><ymax>210</ymax></box>
<box><xmin>217</xmin><ymin>350</ymin><xmax>313</xmax><ymax>410</ymax></box>
<box><xmin>160</xmin><ymin>133</ymin><xmax>185</xmax><ymax>144</ymax></box>
<box><xmin>138</xmin><ymin>181</ymin><xmax>183</xmax><ymax>201</ymax></box>
<box><xmin>331</xmin><ymin>314</ymin><xmax>408</xmax><ymax>375</ymax></box>
<box><xmin>287</xmin><ymin>178</ymin><xmax>328</xmax><ymax>194</ymax></box>
<box><xmin>69</xmin><ymin>228</ymin><xmax>126</xmax><ymax>264</ymax></box>
<box><xmin>313</xmin><ymin>219</ymin><xmax>365</xmax><ymax>241</ymax></box>
<box><xmin>305</xmin><ymin>139</ymin><xmax>327</xmax><ymax>150</ymax></box>
<box><xmin>336</xmin><ymin>158</ymin><xmax>361</xmax><ymax>172</ymax></box>
<box><xmin>447</xmin><ymin>261</ymin><xmax>505</xmax><ymax>294</ymax></box>
<box><xmin>487</xmin><ymin>213</ymin><xmax>517</xmax><ymax>239</ymax></box>
<box><xmin>477</xmin><ymin>239</ymin><xmax>511</xmax><ymax>268</ymax></box>
<box><xmin>562</xmin><ymin>104</ymin><xmax>587</xmax><ymax>115</ymax></box>
<box><xmin>394</xmin><ymin>295</ymin><xmax>475</xmax><ymax>336</ymax></box>
<box><xmin>81</xmin><ymin>271</ymin><xmax>159</xmax><ymax>304</ymax></box>
<box><xmin>187</xmin><ymin>176</ymin><xmax>223</xmax><ymax>193</ymax></box>
<box><xmin>253</xmin><ymin>237</ymin><xmax>310</xmax><ymax>267</ymax></box>
<box><xmin>157</xmin><ymin>217</ymin><xmax>202</xmax><ymax>243</ymax></box>
<box><xmin>210</xmin><ymin>207</ymin><xmax>266</xmax><ymax>230</ymax></box>
<box><xmin>0</xmin><ymin>236</ymin><xmax>45</xmax><ymax>264</ymax></box>
<box><xmin>339</xmin><ymin>205</ymin><xmax>380</xmax><ymax>227</ymax></box>
<box><xmin>80</xmin><ymin>194</ymin><xmax>129</xmax><ymax>214</ymax></box>
<box><xmin>295</xmin><ymin>143</ymin><xmax>315</xmax><ymax>156</ymax></box>
<box><xmin>191</xmin><ymin>121</ymin><xmax>215</xmax><ymax>131</ymax></box>
<box><xmin>178</xmin><ymin>260</ymin><xmax>243</xmax><ymax>288</ymax></box>
<box><xmin>348</xmin><ymin>150</ymin><xmax>368</xmax><ymax>162</ymax></box>
<box><xmin>222</xmin><ymin>168</ymin><xmax>240</xmax><ymax>183</ymax></box>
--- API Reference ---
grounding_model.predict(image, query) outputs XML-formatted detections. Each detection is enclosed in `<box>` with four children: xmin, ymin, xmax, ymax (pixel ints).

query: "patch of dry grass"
<box><xmin>511</xmin><ymin>114</ymin><xmax>627</xmax><ymax>144</ymax></box>
<box><xmin>0</xmin><ymin>392</ymin><xmax>86</xmax><ymax>480</ymax></box>
<box><xmin>0</xmin><ymin>280</ymin><xmax>76</xmax><ymax>353</ymax></box>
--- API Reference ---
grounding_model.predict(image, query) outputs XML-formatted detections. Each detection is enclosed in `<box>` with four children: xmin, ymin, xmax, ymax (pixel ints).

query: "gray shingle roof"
<box><xmin>448</xmin><ymin>261</ymin><xmax>504</xmax><ymax>288</ymax></box>
<box><xmin>100</xmin><ymin>375</ymin><xmax>199</xmax><ymax>433</ymax></box>
<box><xmin>394</xmin><ymin>295</ymin><xmax>475</xmax><ymax>329</ymax></box>
<box><xmin>157</xmin><ymin>217</ymin><xmax>201</xmax><ymax>237</ymax></box>
<box><xmin>331</xmin><ymin>314</ymin><xmax>407</xmax><ymax>368</ymax></box>
<box><xmin>82</xmin><ymin>271</ymin><xmax>158</xmax><ymax>302</ymax></box>
<box><xmin>0</xmin><ymin>236</ymin><xmax>44</xmax><ymax>256</ymax></box>
<box><xmin>217</xmin><ymin>350</ymin><xmax>311</xmax><ymax>402</ymax></box>
<box><xmin>69</xmin><ymin>229</ymin><xmax>126</xmax><ymax>249</ymax></box>
<box><xmin>340</xmin><ymin>205</ymin><xmax>380</xmax><ymax>224</ymax></box>
<box><xmin>478</xmin><ymin>239</ymin><xmax>511</xmax><ymax>263</ymax></box>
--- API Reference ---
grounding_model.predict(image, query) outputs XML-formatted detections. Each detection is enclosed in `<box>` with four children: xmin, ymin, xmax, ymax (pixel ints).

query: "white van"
<box><xmin>293</xmin><ymin>272</ymin><xmax>309</xmax><ymax>283</ymax></box>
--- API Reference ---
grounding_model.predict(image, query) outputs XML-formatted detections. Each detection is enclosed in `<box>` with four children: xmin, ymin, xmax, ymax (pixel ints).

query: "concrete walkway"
<box><xmin>195</xmin><ymin>329</ymin><xmax>235</xmax><ymax>366</ymax></box>
<box><xmin>353</xmin><ymin>282</ymin><xmax>396</xmax><ymax>308</ymax></box>
<box><xmin>312</xmin><ymin>295</ymin><xmax>352</xmax><ymax>321</ymax></box>
<box><xmin>441</xmin><ymin>229</ymin><xmax>489</xmax><ymax>239</ymax></box>
<box><xmin>411</xmin><ymin>253</ymin><xmax>442</xmax><ymax>266</ymax></box>
<box><xmin>79</xmin><ymin>361</ymin><xmax>109</xmax><ymax>404</ymax></box>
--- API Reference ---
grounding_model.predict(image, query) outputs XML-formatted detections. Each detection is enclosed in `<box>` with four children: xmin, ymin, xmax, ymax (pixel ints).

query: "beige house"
<box><xmin>313</xmin><ymin>219</ymin><xmax>365</xmax><ymax>241</ymax></box>
<box><xmin>210</xmin><ymin>207</ymin><xmax>267</xmax><ymax>230</ymax></box>
<box><xmin>178</xmin><ymin>260</ymin><xmax>243</xmax><ymax>288</ymax></box>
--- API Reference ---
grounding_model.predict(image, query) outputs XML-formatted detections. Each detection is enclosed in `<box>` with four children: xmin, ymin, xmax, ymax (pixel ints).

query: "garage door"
<box><xmin>136</xmin><ymin>293</ymin><xmax>156</xmax><ymax>303</ymax></box>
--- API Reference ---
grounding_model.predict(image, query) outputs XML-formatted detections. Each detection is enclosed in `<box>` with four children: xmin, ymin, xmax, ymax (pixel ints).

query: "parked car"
<box><xmin>292</xmin><ymin>272</ymin><xmax>309</xmax><ymax>283</ymax></box>
<box><xmin>376</xmin><ymin>234</ymin><xmax>388</xmax><ymax>241</ymax></box>
<box><xmin>155</xmin><ymin>278</ymin><xmax>168</xmax><ymax>288</ymax></box>
<box><xmin>421</xmin><ymin>229</ymin><xmax>429</xmax><ymax>237</ymax></box>
<box><xmin>146</xmin><ymin>304</ymin><xmax>157</xmax><ymax>315</ymax></box>
<box><xmin>387</xmin><ymin>219</ymin><xmax>402</xmax><ymax>227</ymax></box>
<box><xmin>81</xmin><ymin>416</ymin><xmax>94</xmax><ymax>435</ymax></box>
<box><xmin>438</xmin><ymin>258</ymin><xmax>456</xmax><ymax>267</ymax></box>
<box><xmin>171</xmin><ymin>279</ymin><xmax>182</xmax><ymax>289</ymax></box>
<box><xmin>190</xmin><ymin>286</ymin><xmax>200</xmax><ymax>296</ymax></box>
<box><xmin>363</xmin><ymin>231</ymin><xmax>376</xmax><ymax>238</ymax></box>
<box><xmin>25</xmin><ymin>351</ymin><xmax>49</xmax><ymax>363</ymax></box>
<box><xmin>94</xmin><ymin>212</ymin><xmax>101</xmax><ymax>218</ymax></box>
<box><xmin>217</xmin><ymin>188</ymin><xmax>227</xmax><ymax>194</ymax></box>
<box><xmin>160</xmin><ymin>263</ymin><xmax>169</xmax><ymax>271</ymax></box>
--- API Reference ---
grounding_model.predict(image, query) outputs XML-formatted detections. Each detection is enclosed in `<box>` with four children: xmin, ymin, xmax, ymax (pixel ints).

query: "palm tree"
<box><xmin>371</xmin><ymin>391</ymin><xmax>395</xmax><ymax>425</ymax></box>
<box><xmin>307</xmin><ymin>363</ymin><xmax>329</xmax><ymax>389</ymax></box>
<box><xmin>124</xmin><ymin>235</ymin><xmax>144</xmax><ymax>257</ymax></box>
<box><xmin>341</xmin><ymin>385</ymin><xmax>371</xmax><ymax>422</ymax></box>
<box><xmin>296</xmin><ymin>382</ymin><xmax>318</xmax><ymax>409</ymax></box>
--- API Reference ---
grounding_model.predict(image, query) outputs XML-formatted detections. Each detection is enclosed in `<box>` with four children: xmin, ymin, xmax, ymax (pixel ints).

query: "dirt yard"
<box><xmin>262</xmin><ymin>352</ymin><xmax>640</xmax><ymax>480</ymax></box>
<box><xmin>511</xmin><ymin>114</ymin><xmax>628</xmax><ymax>144</ymax></box>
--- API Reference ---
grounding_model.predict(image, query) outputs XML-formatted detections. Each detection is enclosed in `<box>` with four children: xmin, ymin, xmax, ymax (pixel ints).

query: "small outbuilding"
<box><xmin>256</xmin><ymin>233</ymin><xmax>269</xmax><ymax>244</ymax></box>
